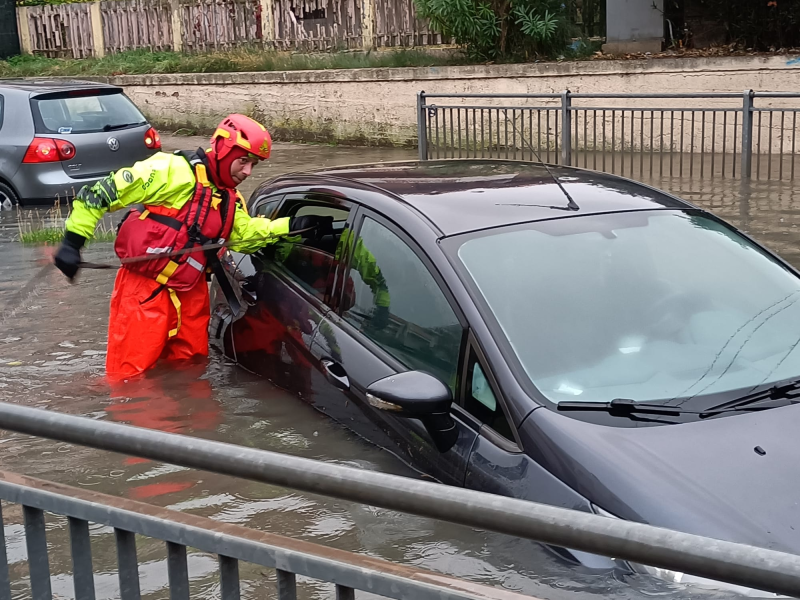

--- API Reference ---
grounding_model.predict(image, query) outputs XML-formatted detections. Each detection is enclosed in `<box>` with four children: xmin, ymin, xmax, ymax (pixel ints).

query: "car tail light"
<box><xmin>144</xmin><ymin>127</ymin><xmax>161</xmax><ymax>150</ymax></box>
<box><xmin>55</xmin><ymin>139</ymin><xmax>76</xmax><ymax>160</ymax></box>
<box><xmin>23</xmin><ymin>137</ymin><xmax>76</xmax><ymax>163</ymax></box>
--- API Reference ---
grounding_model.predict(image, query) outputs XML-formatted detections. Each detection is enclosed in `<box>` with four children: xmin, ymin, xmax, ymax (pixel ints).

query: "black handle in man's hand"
<box><xmin>289</xmin><ymin>215</ymin><xmax>334</xmax><ymax>240</ymax></box>
<box><xmin>53</xmin><ymin>231</ymin><xmax>87</xmax><ymax>281</ymax></box>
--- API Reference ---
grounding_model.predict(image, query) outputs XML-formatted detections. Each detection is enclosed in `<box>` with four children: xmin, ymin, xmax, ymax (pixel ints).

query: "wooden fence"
<box><xmin>102</xmin><ymin>0</ymin><xmax>173</xmax><ymax>53</ymax></box>
<box><xmin>374</xmin><ymin>0</ymin><xmax>444</xmax><ymax>47</ymax></box>
<box><xmin>22</xmin><ymin>3</ymin><xmax>95</xmax><ymax>58</ymax></box>
<box><xmin>272</xmin><ymin>0</ymin><xmax>362</xmax><ymax>51</ymax></box>
<box><xmin>15</xmin><ymin>0</ymin><xmax>451</xmax><ymax>58</ymax></box>
<box><xmin>182</xmin><ymin>0</ymin><xmax>259</xmax><ymax>52</ymax></box>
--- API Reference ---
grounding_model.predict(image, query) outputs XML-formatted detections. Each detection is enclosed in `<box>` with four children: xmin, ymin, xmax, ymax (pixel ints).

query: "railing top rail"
<box><xmin>421</xmin><ymin>92</ymin><xmax>748</xmax><ymax>100</ymax></box>
<box><xmin>0</xmin><ymin>402</ymin><xmax>799</xmax><ymax>597</ymax></box>
<box><xmin>422</xmin><ymin>91</ymin><xmax>800</xmax><ymax>100</ymax></box>
<box><xmin>752</xmin><ymin>92</ymin><xmax>800</xmax><ymax>97</ymax></box>
<box><xmin>569</xmin><ymin>93</ymin><xmax>745</xmax><ymax>99</ymax></box>
<box><xmin>0</xmin><ymin>469</ymin><xmax>528</xmax><ymax>600</ymax></box>
<box><xmin>421</xmin><ymin>93</ymin><xmax>562</xmax><ymax>99</ymax></box>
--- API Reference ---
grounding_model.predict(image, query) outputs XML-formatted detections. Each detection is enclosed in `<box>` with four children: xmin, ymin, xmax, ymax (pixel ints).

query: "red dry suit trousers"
<box><xmin>106</xmin><ymin>267</ymin><xmax>210</xmax><ymax>380</ymax></box>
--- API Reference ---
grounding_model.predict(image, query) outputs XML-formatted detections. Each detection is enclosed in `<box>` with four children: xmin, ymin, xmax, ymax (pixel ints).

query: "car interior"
<box><xmin>269</xmin><ymin>199</ymin><xmax>351</xmax><ymax>300</ymax></box>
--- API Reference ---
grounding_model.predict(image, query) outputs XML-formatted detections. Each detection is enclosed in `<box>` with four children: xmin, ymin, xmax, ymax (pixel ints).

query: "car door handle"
<box><xmin>321</xmin><ymin>359</ymin><xmax>350</xmax><ymax>391</ymax></box>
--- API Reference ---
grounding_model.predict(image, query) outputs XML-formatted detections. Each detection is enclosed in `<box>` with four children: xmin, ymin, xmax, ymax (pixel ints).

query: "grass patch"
<box><xmin>18</xmin><ymin>228</ymin><xmax>116</xmax><ymax>244</ymax></box>
<box><xmin>17</xmin><ymin>199</ymin><xmax>116</xmax><ymax>245</ymax></box>
<box><xmin>0</xmin><ymin>48</ymin><xmax>469</xmax><ymax>78</ymax></box>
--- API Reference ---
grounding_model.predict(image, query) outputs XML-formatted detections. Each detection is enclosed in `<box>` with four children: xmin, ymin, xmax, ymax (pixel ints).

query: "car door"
<box><xmin>457</xmin><ymin>332</ymin><xmax>531</xmax><ymax>493</ymax></box>
<box><xmin>308</xmin><ymin>210</ymin><xmax>478</xmax><ymax>486</ymax></box>
<box><xmin>223</xmin><ymin>191</ymin><xmax>353</xmax><ymax>400</ymax></box>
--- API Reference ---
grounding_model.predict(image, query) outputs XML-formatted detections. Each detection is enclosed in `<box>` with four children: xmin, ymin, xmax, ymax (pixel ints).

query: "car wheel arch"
<box><xmin>0</xmin><ymin>178</ymin><xmax>19</xmax><ymax>205</ymax></box>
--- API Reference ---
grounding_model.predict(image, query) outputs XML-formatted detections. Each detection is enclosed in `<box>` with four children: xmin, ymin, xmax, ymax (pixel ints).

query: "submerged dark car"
<box><xmin>210</xmin><ymin>160</ymin><xmax>800</xmax><ymax>596</ymax></box>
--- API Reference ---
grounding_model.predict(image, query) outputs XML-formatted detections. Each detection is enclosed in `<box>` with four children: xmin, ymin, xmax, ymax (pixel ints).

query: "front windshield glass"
<box><xmin>456</xmin><ymin>210</ymin><xmax>800</xmax><ymax>405</ymax></box>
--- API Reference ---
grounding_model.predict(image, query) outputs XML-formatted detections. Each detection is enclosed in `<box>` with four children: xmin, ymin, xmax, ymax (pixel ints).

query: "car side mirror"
<box><xmin>366</xmin><ymin>371</ymin><xmax>458</xmax><ymax>453</ymax></box>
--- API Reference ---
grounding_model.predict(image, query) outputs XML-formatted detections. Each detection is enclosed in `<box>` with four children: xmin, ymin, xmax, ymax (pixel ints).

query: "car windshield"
<box><xmin>33</xmin><ymin>91</ymin><xmax>146</xmax><ymax>134</ymax></box>
<box><xmin>454</xmin><ymin>210</ymin><xmax>800</xmax><ymax>406</ymax></box>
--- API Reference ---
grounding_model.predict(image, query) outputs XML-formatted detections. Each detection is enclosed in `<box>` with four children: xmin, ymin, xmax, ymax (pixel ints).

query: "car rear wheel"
<box><xmin>0</xmin><ymin>182</ymin><xmax>18</xmax><ymax>209</ymax></box>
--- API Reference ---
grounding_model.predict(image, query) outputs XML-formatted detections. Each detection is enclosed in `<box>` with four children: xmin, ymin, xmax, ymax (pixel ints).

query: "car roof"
<box><xmin>0</xmin><ymin>78</ymin><xmax>120</xmax><ymax>95</ymax></box>
<box><xmin>301</xmin><ymin>160</ymin><xmax>692</xmax><ymax>236</ymax></box>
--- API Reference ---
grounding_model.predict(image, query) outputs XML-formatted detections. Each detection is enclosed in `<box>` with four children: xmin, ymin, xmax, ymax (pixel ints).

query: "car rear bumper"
<box><xmin>11</xmin><ymin>164</ymin><xmax>104</xmax><ymax>206</ymax></box>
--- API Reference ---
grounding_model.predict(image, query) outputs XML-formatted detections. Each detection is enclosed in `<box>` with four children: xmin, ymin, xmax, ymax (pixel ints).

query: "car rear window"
<box><xmin>31</xmin><ymin>90</ymin><xmax>147</xmax><ymax>134</ymax></box>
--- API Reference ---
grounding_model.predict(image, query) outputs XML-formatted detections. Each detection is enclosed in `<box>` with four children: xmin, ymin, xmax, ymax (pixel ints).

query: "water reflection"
<box><xmin>0</xmin><ymin>138</ymin><xmax>797</xmax><ymax>600</ymax></box>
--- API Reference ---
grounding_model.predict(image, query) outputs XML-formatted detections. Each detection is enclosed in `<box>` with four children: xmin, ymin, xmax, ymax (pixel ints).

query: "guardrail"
<box><xmin>0</xmin><ymin>402</ymin><xmax>799</xmax><ymax>598</ymax></box>
<box><xmin>416</xmin><ymin>91</ymin><xmax>800</xmax><ymax>181</ymax></box>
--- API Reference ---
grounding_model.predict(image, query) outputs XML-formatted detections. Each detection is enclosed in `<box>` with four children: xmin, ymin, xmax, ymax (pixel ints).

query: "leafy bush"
<box><xmin>414</xmin><ymin>0</ymin><xmax>570</xmax><ymax>60</ymax></box>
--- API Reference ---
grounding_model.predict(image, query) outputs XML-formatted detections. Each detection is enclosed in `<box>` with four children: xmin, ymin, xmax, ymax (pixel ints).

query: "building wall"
<box><xmin>603</xmin><ymin>0</ymin><xmax>663</xmax><ymax>54</ymax></box>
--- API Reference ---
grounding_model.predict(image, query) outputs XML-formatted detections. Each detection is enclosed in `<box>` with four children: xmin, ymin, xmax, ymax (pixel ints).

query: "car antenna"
<box><xmin>503</xmin><ymin>113</ymin><xmax>580</xmax><ymax>212</ymax></box>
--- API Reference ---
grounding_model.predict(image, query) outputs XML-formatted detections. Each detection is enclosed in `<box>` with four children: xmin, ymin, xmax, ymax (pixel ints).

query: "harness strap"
<box><xmin>167</xmin><ymin>289</ymin><xmax>181</xmax><ymax>338</ymax></box>
<box><xmin>156</xmin><ymin>260</ymin><xmax>180</xmax><ymax>286</ymax></box>
<box><xmin>140</xmin><ymin>211</ymin><xmax>183</xmax><ymax>231</ymax></box>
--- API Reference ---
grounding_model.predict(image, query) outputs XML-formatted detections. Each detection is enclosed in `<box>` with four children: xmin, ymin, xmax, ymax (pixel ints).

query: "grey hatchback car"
<box><xmin>0</xmin><ymin>78</ymin><xmax>160</xmax><ymax>206</ymax></box>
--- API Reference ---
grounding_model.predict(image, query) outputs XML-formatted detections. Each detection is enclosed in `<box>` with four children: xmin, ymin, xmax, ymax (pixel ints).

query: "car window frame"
<box><xmin>249</xmin><ymin>193</ymin><xmax>284</xmax><ymax>218</ymax></box>
<box><xmin>456</xmin><ymin>330</ymin><xmax>523</xmax><ymax>453</ymax></box>
<box><xmin>0</xmin><ymin>94</ymin><xmax>4</xmax><ymax>131</ymax></box>
<box><xmin>261</xmin><ymin>191</ymin><xmax>357</xmax><ymax>313</ymax></box>
<box><xmin>334</xmin><ymin>207</ymin><xmax>469</xmax><ymax>397</ymax></box>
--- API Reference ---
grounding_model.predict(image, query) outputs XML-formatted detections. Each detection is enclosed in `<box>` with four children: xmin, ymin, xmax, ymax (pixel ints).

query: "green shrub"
<box><xmin>414</xmin><ymin>0</ymin><xmax>570</xmax><ymax>60</ymax></box>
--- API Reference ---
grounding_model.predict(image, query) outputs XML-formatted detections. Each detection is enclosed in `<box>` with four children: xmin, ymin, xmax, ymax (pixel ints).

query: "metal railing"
<box><xmin>0</xmin><ymin>402</ymin><xmax>799</xmax><ymax>598</ymax></box>
<box><xmin>417</xmin><ymin>91</ymin><xmax>800</xmax><ymax>181</ymax></box>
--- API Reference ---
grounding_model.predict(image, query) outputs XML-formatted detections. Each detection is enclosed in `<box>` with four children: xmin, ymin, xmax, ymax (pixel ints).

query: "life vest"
<box><xmin>114</xmin><ymin>151</ymin><xmax>238</xmax><ymax>293</ymax></box>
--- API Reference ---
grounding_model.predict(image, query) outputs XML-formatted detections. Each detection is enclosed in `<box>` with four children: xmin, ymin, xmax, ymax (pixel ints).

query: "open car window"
<box><xmin>268</xmin><ymin>194</ymin><xmax>353</xmax><ymax>305</ymax></box>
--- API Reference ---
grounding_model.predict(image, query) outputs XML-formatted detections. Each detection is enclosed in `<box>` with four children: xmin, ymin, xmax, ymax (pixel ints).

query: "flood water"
<box><xmin>0</xmin><ymin>136</ymin><xmax>797</xmax><ymax>600</ymax></box>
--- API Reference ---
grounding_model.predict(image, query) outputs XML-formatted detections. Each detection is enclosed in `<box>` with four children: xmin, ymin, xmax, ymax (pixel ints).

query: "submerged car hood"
<box><xmin>526</xmin><ymin>404</ymin><xmax>800</xmax><ymax>553</ymax></box>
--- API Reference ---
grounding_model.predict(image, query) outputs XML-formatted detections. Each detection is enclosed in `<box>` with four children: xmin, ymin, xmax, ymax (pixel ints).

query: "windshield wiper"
<box><xmin>103</xmin><ymin>122</ymin><xmax>142</xmax><ymax>131</ymax></box>
<box><xmin>699</xmin><ymin>379</ymin><xmax>800</xmax><ymax>417</ymax></box>
<box><xmin>557</xmin><ymin>398</ymin><xmax>686</xmax><ymax>416</ymax></box>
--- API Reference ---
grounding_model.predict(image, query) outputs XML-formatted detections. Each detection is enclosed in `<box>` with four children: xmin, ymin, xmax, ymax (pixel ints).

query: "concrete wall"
<box><xmin>604</xmin><ymin>0</ymin><xmax>664</xmax><ymax>54</ymax></box>
<box><xmin>94</xmin><ymin>55</ymin><xmax>800</xmax><ymax>148</ymax></box>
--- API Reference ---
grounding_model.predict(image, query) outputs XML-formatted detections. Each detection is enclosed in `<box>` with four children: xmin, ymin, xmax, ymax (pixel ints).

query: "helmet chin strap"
<box><xmin>210</xmin><ymin>139</ymin><xmax>227</xmax><ymax>189</ymax></box>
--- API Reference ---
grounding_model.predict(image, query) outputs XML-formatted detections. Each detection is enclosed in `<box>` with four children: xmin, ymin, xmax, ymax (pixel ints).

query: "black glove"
<box><xmin>289</xmin><ymin>215</ymin><xmax>334</xmax><ymax>239</ymax></box>
<box><xmin>54</xmin><ymin>231</ymin><xmax>87</xmax><ymax>281</ymax></box>
<box><xmin>372</xmin><ymin>305</ymin><xmax>390</xmax><ymax>330</ymax></box>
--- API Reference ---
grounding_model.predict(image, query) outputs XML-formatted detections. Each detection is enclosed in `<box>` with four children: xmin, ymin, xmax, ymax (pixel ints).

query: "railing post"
<box><xmin>561</xmin><ymin>90</ymin><xmax>572</xmax><ymax>166</ymax></box>
<box><xmin>0</xmin><ymin>499</ymin><xmax>10</xmax><ymax>600</ymax></box>
<box><xmin>23</xmin><ymin>506</ymin><xmax>52</xmax><ymax>600</ymax></box>
<box><xmin>417</xmin><ymin>91</ymin><xmax>428</xmax><ymax>161</ymax></box>
<box><xmin>276</xmin><ymin>569</ymin><xmax>297</xmax><ymax>600</ymax></box>
<box><xmin>741</xmin><ymin>89</ymin><xmax>754</xmax><ymax>179</ymax></box>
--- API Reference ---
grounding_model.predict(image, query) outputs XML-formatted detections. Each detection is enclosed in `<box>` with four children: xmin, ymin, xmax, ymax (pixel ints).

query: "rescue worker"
<box><xmin>52</xmin><ymin>114</ymin><xmax>331</xmax><ymax>380</ymax></box>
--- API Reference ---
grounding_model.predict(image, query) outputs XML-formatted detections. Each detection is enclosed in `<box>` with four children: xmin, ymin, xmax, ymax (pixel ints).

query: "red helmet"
<box><xmin>210</xmin><ymin>114</ymin><xmax>272</xmax><ymax>161</ymax></box>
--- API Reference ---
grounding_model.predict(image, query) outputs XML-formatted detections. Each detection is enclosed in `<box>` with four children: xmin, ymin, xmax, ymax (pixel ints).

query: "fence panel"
<box><xmin>25</xmin><ymin>3</ymin><xmax>94</xmax><ymax>59</ymax></box>
<box><xmin>181</xmin><ymin>0</ymin><xmax>260</xmax><ymax>52</ymax></box>
<box><xmin>422</xmin><ymin>97</ymin><xmax>564</xmax><ymax>164</ymax></box>
<box><xmin>272</xmin><ymin>0</ymin><xmax>362</xmax><ymax>51</ymax></box>
<box><xmin>0</xmin><ymin>470</ymin><xmax>535</xmax><ymax>600</ymax></box>
<box><xmin>17</xmin><ymin>0</ymin><xmax>449</xmax><ymax>55</ymax></box>
<box><xmin>102</xmin><ymin>0</ymin><xmax>173</xmax><ymax>53</ymax></box>
<box><xmin>419</xmin><ymin>92</ymin><xmax>800</xmax><ymax>182</ymax></box>
<box><xmin>373</xmin><ymin>0</ymin><xmax>446</xmax><ymax>47</ymax></box>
